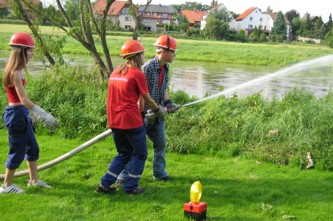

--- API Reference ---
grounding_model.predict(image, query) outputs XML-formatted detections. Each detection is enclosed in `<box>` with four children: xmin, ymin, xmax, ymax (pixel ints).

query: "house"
<box><xmin>93</xmin><ymin>0</ymin><xmax>135</xmax><ymax>31</ymax></box>
<box><xmin>139</xmin><ymin>4</ymin><xmax>174</xmax><ymax>25</ymax></box>
<box><xmin>233</xmin><ymin>7</ymin><xmax>267</xmax><ymax>35</ymax></box>
<box><xmin>200</xmin><ymin>3</ymin><xmax>236</xmax><ymax>31</ymax></box>
<box><xmin>233</xmin><ymin>7</ymin><xmax>291</xmax><ymax>39</ymax></box>
<box><xmin>181</xmin><ymin>10</ymin><xmax>207</xmax><ymax>29</ymax></box>
<box><xmin>138</xmin><ymin>4</ymin><xmax>175</xmax><ymax>32</ymax></box>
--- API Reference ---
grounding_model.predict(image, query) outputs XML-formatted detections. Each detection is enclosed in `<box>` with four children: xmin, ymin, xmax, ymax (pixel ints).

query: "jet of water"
<box><xmin>183</xmin><ymin>54</ymin><xmax>333</xmax><ymax>107</ymax></box>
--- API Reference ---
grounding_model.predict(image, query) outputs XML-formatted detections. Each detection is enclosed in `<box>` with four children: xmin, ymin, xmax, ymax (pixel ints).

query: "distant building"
<box><xmin>233</xmin><ymin>7</ymin><xmax>291</xmax><ymax>39</ymax></box>
<box><xmin>181</xmin><ymin>10</ymin><xmax>207</xmax><ymax>29</ymax></box>
<box><xmin>93</xmin><ymin>0</ymin><xmax>135</xmax><ymax>31</ymax></box>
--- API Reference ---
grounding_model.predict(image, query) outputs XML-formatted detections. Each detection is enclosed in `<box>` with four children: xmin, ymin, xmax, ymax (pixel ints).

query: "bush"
<box><xmin>166</xmin><ymin>89</ymin><xmax>333</xmax><ymax>170</ymax></box>
<box><xmin>27</xmin><ymin>65</ymin><xmax>108</xmax><ymax>139</ymax></box>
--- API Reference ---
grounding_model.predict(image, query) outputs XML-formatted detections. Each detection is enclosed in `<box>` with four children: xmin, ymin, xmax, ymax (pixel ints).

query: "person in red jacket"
<box><xmin>96</xmin><ymin>40</ymin><xmax>166</xmax><ymax>195</ymax></box>
<box><xmin>0</xmin><ymin>32</ymin><xmax>57</xmax><ymax>194</ymax></box>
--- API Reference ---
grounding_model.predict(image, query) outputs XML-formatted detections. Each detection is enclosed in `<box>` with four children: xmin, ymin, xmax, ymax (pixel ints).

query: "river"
<box><xmin>1</xmin><ymin>50</ymin><xmax>332</xmax><ymax>99</ymax></box>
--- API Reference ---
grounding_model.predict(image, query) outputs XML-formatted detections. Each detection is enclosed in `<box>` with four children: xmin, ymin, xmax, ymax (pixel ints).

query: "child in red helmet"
<box><xmin>117</xmin><ymin>35</ymin><xmax>180</xmax><ymax>185</ymax></box>
<box><xmin>96</xmin><ymin>40</ymin><xmax>166</xmax><ymax>195</ymax></box>
<box><xmin>0</xmin><ymin>32</ymin><xmax>58</xmax><ymax>194</ymax></box>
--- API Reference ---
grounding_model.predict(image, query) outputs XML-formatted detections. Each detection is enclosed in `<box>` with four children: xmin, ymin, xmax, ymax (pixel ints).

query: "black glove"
<box><xmin>164</xmin><ymin>99</ymin><xmax>181</xmax><ymax>113</ymax></box>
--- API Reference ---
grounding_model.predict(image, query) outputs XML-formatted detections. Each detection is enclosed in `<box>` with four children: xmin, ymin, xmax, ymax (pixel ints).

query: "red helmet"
<box><xmin>154</xmin><ymin>35</ymin><xmax>177</xmax><ymax>51</ymax></box>
<box><xmin>9</xmin><ymin>32</ymin><xmax>35</xmax><ymax>48</ymax></box>
<box><xmin>121</xmin><ymin>40</ymin><xmax>145</xmax><ymax>57</ymax></box>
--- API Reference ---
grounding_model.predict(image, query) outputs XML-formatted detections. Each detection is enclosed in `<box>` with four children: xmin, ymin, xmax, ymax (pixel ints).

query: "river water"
<box><xmin>1</xmin><ymin>50</ymin><xmax>333</xmax><ymax>99</ymax></box>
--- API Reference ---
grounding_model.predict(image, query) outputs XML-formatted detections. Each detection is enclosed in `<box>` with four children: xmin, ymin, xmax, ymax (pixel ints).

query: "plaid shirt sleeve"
<box><xmin>143</xmin><ymin>57</ymin><xmax>169</xmax><ymax>123</ymax></box>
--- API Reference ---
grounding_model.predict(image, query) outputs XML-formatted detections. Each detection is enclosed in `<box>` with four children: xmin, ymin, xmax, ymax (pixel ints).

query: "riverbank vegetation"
<box><xmin>1</xmin><ymin>64</ymin><xmax>333</xmax><ymax>170</ymax></box>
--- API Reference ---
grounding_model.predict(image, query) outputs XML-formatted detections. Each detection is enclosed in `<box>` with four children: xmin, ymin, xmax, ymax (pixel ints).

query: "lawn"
<box><xmin>0</xmin><ymin>129</ymin><xmax>332</xmax><ymax>220</ymax></box>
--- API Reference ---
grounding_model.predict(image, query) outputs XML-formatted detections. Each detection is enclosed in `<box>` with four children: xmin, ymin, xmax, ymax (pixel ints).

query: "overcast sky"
<box><xmin>132</xmin><ymin>0</ymin><xmax>332</xmax><ymax>22</ymax></box>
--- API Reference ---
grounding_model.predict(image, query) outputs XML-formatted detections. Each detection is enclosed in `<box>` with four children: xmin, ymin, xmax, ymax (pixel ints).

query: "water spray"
<box><xmin>182</xmin><ymin>54</ymin><xmax>333</xmax><ymax>107</ymax></box>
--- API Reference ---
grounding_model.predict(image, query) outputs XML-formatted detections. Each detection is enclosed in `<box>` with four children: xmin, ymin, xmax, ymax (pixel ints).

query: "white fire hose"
<box><xmin>0</xmin><ymin>129</ymin><xmax>113</xmax><ymax>180</ymax></box>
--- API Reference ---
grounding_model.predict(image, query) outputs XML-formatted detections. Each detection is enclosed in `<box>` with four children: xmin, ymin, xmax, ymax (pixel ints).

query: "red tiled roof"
<box><xmin>181</xmin><ymin>10</ymin><xmax>206</xmax><ymax>24</ymax></box>
<box><xmin>93</xmin><ymin>0</ymin><xmax>128</xmax><ymax>16</ymax></box>
<box><xmin>236</xmin><ymin>7</ymin><xmax>257</xmax><ymax>21</ymax></box>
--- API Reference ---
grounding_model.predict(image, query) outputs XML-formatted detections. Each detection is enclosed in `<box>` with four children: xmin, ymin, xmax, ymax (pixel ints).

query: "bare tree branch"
<box><xmin>128</xmin><ymin>0</ymin><xmax>152</xmax><ymax>40</ymax></box>
<box><xmin>14</xmin><ymin>0</ymin><xmax>56</xmax><ymax>65</ymax></box>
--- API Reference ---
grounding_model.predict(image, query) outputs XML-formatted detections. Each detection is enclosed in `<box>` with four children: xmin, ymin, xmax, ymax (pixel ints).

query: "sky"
<box><xmin>132</xmin><ymin>0</ymin><xmax>332</xmax><ymax>22</ymax></box>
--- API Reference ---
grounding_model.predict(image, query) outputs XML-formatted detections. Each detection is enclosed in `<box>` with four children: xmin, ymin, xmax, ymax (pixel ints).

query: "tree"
<box><xmin>178</xmin><ymin>2</ymin><xmax>210</xmax><ymax>11</ymax></box>
<box><xmin>128</xmin><ymin>0</ymin><xmax>152</xmax><ymax>40</ymax></box>
<box><xmin>270</xmin><ymin>11</ymin><xmax>287</xmax><ymax>42</ymax></box>
<box><xmin>291</xmin><ymin>17</ymin><xmax>303</xmax><ymax>37</ymax></box>
<box><xmin>204</xmin><ymin>8</ymin><xmax>230</xmax><ymax>40</ymax></box>
<box><xmin>204</xmin><ymin>14</ymin><xmax>228</xmax><ymax>40</ymax></box>
<box><xmin>324</xmin><ymin>28</ymin><xmax>333</xmax><ymax>48</ymax></box>
<box><xmin>285</xmin><ymin>9</ymin><xmax>299</xmax><ymax>25</ymax></box>
<box><xmin>12</xmin><ymin>0</ymin><xmax>116</xmax><ymax>79</ymax></box>
<box><xmin>313</xmin><ymin>17</ymin><xmax>324</xmax><ymax>38</ymax></box>
<box><xmin>285</xmin><ymin>10</ymin><xmax>300</xmax><ymax>40</ymax></box>
<box><xmin>179</xmin><ymin>15</ymin><xmax>190</xmax><ymax>32</ymax></box>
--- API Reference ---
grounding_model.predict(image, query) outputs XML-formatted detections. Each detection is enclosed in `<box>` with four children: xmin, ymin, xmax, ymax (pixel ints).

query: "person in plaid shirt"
<box><xmin>117</xmin><ymin>35</ymin><xmax>180</xmax><ymax>184</ymax></box>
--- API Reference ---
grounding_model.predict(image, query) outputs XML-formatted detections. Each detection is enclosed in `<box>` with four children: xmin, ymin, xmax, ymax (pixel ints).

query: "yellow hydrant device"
<box><xmin>184</xmin><ymin>181</ymin><xmax>207</xmax><ymax>221</ymax></box>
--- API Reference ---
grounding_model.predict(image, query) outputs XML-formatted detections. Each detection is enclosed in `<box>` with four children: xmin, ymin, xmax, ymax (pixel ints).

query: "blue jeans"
<box><xmin>100</xmin><ymin>126</ymin><xmax>147</xmax><ymax>192</ymax></box>
<box><xmin>2</xmin><ymin>105</ymin><xmax>39</xmax><ymax>170</ymax></box>
<box><xmin>118</xmin><ymin>122</ymin><xmax>168</xmax><ymax>180</ymax></box>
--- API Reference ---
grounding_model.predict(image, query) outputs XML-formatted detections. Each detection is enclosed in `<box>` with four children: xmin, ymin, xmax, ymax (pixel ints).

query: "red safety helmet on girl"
<box><xmin>121</xmin><ymin>40</ymin><xmax>145</xmax><ymax>58</ymax></box>
<box><xmin>9</xmin><ymin>32</ymin><xmax>35</xmax><ymax>48</ymax></box>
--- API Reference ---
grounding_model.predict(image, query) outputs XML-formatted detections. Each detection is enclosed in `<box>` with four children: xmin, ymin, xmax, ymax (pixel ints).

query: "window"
<box><xmin>250</xmin><ymin>17</ymin><xmax>253</xmax><ymax>21</ymax></box>
<box><xmin>125</xmin><ymin>16</ymin><xmax>132</xmax><ymax>21</ymax></box>
<box><xmin>260</xmin><ymin>18</ymin><xmax>263</xmax><ymax>22</ymax></box>
<box><xmin>248</xmin><ymin>25</ymin><xmax>253</xmax><ymax>29</ymax></box>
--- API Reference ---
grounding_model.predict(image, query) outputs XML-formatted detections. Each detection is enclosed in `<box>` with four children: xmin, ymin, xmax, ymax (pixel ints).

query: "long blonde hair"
<box><xmin>117</xmin><ymin>53</ymin><xmax>144</xmax><ymax>76</ymax></box>
<box><xmin>3</xmin><ymin>47</ymin><xmax>28</xmax><ymax>87</ymax></box>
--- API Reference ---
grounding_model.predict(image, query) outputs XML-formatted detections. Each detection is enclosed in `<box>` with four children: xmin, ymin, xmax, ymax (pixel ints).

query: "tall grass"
<box><xmin>1</xmin><ymin>67</ymin><xmax>333</xmax><ymax>169</ymax></box>
<box><xmin>167</xmin><ymin>89</ymin><xmax>333</xmax><ymax>170</ymax></box>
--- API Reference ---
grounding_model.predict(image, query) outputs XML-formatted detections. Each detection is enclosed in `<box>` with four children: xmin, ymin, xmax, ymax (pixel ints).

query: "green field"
<box><xmin>0</xmin><ymin>24</ymin><xmax>332</xmax><ymax>66</ymax></box>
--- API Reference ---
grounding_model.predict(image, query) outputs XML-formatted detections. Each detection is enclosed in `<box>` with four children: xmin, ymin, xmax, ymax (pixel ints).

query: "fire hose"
<box><xmin>0</xmin><ymin>129</ymin><xmax>113</xmax><ymax>180</ymax></box>
<box><xmin>0</xmin><ymin>104</ymin><xmax>189</xmax><ymax>180</ymax></box>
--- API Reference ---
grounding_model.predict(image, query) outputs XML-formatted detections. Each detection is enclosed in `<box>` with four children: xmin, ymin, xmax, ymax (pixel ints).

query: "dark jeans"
<box><xmin>2</xmin><ymin>105</ymin><xmax>39</xmax><ymax>170</ymax></box>
<box><xmin>100</xmin><ymin>126</ymin><xmax>147</xmax><ymax>192</ymax></box>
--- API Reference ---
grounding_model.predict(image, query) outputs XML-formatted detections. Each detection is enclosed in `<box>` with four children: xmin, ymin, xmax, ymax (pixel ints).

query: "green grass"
<box><xmin>0</xmin><ymin>129</ymin><xmax>332</xmax><ymax>220</ymax></box>
<box><xmin>0</xmin><ymin>24</ymin><xmax>332</xmax><ymax>66</ymax></box>
<box><xmin>1</xmin><ymin>23</ymin><xmax>333</xmax><ymax>220</ymax></box>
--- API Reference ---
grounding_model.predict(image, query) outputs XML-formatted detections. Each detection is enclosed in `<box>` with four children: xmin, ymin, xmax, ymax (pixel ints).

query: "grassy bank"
<box><xmin>1</xmin><ymin>64</ymin><xmax>333</xmax><ymax>169</ymax></box>
<box><xmin>0</xmin><ymin>129</ymin><xmax>332</xmax><ymax>220</ymax></box>
<box><xmin>0</xmin><ymin>24</ymin><xmax>332</xmax><ymax>66</ymax></box>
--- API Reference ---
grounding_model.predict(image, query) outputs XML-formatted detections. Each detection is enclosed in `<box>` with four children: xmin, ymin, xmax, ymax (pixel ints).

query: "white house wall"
<box><xmin>118</xmin><ymin>14</ymin><xmax>136</xmax><ymax>30</ymax></box>
<box><xmin>236</xmin><ymin>8</ymin><xmax>267</xmax><ymax>31</ymax></box>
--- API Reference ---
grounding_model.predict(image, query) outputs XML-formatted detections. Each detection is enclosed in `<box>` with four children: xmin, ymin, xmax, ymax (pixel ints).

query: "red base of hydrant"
<box><xmin>184</xmin><ymin>202</ymin><xmax>207</xmax><ymax>221</ymax></box>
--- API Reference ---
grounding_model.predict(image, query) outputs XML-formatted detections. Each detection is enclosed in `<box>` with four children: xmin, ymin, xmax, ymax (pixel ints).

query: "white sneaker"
<box><xmin>27</xmin><ymin>180</ymin><xmax>52</xmax><ymax>189</ymax></box>
<box><xmin>0</xmin><ymin>184</ymin><xmax>24</xmax><ymax>194</ymax></box>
